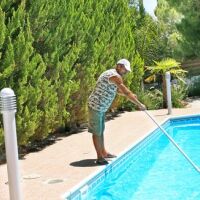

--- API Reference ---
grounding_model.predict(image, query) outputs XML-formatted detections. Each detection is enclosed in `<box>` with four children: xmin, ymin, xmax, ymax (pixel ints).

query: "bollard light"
<box><xmin>0</xmin><ymin>88</ymin><xmax>16</xmax><ymax>112</ymax></box>
<box><xmin>0</xmin><ymin>88</ymin><xmax>22</xmax><ymax>200</ymax></box>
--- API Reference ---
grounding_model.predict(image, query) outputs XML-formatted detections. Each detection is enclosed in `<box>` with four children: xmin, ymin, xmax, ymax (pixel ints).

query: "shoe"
<box><xmin>96</xmin><ymin>158</ymin><xmax>109</xmax><ymax>165</ymax></box>
<box><xmin>104</xmin><ymin>153</ymin><xmax>117</xmax><ymax>158</ymax></box>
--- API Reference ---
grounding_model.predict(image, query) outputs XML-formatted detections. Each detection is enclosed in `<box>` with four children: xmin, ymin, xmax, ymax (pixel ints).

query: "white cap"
<box><xmin>117</xmin><ymin>59</ymin><xmax>131</xmax><ymax>72</ymax></box>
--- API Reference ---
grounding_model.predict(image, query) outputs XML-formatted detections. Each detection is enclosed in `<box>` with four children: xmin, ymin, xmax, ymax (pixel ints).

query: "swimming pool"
<box><xmin>64</xmin><ymin>114</ymin><xmax>200</xmax><ymax>200</ymax></box>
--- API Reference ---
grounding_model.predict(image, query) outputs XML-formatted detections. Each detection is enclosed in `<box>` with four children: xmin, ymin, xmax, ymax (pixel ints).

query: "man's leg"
<box><xmin>92</xmin><ymin>134</ymin><xmax>108</xmax><ymax>165</ymax></box>
<box><xmin>92</xmin><ymin>133</ymin><xmax>115</xmax><ymax>158</ymax></box>
<box><xmin>101</xmin><ymin>133</ymin><xmax>116</xmax><ymax>158</ymax></box>
<box><xmin>92</xmin><ymin>134</ymin><xmax>103</xmax><ymax>159</ymax></box>
<box><xmin>88</xmin><ymin>108</ymin><xmax>113</xmax><ymax>164</ymax></box>
<box><xmin>101</xmin><ymin>133</ymin><xmax>108</xmax><ymax>156</ymax></box>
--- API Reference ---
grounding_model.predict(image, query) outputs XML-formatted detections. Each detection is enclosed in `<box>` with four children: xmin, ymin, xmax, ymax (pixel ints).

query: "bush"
<box><xmin>188</xmin><ymin>76</ymin><xmax>200</xmax><ymax>97</ymax></box>
<box><xmin>138</xmin><ymin>89</ymin><xmax>163</xmax><ymax>110</ymax></box>
<box><xmin>171</xmin><ymin>80</ymin><xmax>188</xmax><ymax>108</ymax></box>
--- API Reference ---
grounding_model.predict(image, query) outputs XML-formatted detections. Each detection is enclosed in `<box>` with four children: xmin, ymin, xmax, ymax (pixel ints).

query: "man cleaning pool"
<box><xmin>88</xmin><ymin>59</ymin><xmax>146</xmax><ymax>165</ymax></box>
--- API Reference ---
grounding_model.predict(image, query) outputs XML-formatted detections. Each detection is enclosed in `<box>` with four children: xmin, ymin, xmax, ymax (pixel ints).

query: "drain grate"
<box><xmin>23</xmin><ymin>174</ymin><xmax>41</xmax><ymax>180</ymax></box>
<box><xmin>45</xmin><ymin>179</ymin><xmax>64</xmax><ymax>184</ymax></box>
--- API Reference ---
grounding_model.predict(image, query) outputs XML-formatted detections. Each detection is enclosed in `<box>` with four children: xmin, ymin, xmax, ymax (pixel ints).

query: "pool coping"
<box><xmin>62</xmin><ymin>113</ymin><xmax>200</xmax><ymax>199</ymax></box>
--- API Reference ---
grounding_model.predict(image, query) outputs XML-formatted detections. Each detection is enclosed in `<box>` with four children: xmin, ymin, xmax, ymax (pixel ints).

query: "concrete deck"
<box><xmin>0</xmin><ymin>99</ymin><xmax>200</xmax><ymax>200</ymax></box>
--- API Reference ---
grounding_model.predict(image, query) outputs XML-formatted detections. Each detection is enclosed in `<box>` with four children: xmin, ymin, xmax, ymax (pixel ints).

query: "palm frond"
<box><xmin>175</xmin><ymin>75</ymin><xmax>186</xmax><ymax>83</ymax></box>
<box><xmin>170</xmin><ymin>69</ymin><xmax>188</xmax><ymax>75</ymax></box>
<box><xmin>144</xmin><ymin>74</ymin><xmax>156</xmax><ymax>83</ymax></box>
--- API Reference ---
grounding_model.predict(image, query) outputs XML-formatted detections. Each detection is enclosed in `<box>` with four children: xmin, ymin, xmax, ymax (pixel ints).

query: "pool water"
<box><xmin>88</xmin><ymin>117</ymin><xmax>200</xmax><ymax>200</ymax></box>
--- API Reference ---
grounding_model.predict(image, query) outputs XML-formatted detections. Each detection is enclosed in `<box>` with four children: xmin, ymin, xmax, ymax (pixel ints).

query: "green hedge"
<box><xmin>0</xmin><ymin>0</ymin><xmax>146</xmax><ymax>151</ymax></box>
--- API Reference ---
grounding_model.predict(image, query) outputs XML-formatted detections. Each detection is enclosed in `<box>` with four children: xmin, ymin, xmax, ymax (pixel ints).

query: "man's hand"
<box><xmin>138</xmin><ymin>103</ymin><xmax>146</xmax><ymax>111</ymax></box>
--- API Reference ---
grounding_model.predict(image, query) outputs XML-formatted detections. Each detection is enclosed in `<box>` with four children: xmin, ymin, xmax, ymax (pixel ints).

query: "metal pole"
<box><xmin>0</xmin><ymin>88</ymin><xmax>23</xmax><ymax>200</ymax></box>
<box><xmin>165</xmin><ymin>72</ymin><xmax>172</xmax><ymax>115</ymax></box>
<box><xmin>144</xmin><ymin>110</ymin><xmax>200</xmax><ymax>173</ymax></box>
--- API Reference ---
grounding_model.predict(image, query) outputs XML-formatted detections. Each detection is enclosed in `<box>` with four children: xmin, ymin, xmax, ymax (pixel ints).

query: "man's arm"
<box><xmin>110</xmin><ymin>76</ymin><xmax>146</xmax><ymax>110</ymax></box>
<box><xmin>117</xmin><ymin>88</ymin><xmax>125</xmax><ymax>96</ymax></box>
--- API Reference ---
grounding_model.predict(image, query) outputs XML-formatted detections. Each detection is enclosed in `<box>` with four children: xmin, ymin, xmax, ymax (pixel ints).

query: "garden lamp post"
<box><xmin>0</xmin><ymin>88</ymin><xmax>22</xmax><ymax>200</ymax></box>
<box><xmin>165</xmin><ymin>72</ymin><xmax>172</xmax><ymax>115</ymax></box>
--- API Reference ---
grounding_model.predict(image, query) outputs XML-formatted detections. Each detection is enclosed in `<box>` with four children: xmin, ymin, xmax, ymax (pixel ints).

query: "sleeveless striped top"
<box><xmin>88</xmin><ymin>69</ymin><xmax>120</xmax><ymax>112</ymax></box>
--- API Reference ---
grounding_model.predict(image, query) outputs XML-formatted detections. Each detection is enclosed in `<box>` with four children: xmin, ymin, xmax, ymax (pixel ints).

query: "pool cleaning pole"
<box><xmin>144</xmin><ymin>110</ymin><xmax>200</xmax><ymax>173</ymax></box>
<box><xmin>0</xmin><ymin>88</ymin><xmax>23</xmax><ymax>200</ymax></box>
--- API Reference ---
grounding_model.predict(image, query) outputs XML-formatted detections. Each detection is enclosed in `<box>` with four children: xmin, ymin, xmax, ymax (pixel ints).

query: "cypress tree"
<box><xmin>0</xmin><ymin>1</ymin><xmax>60</xmax><ymax>145</ymax></box>
<box><xmin>0</xmin><ymin>6</ymin><xmax>7</xmax><ymax>149</ymax></box>
<box><xmin>0</xmin><ymin>0</ymin><xmax>151</xmax><ymax>152</ymax></box>
<box><xmin>27</xmin><ymin>0</ymin><xmax>81</xmax><ymax>128</ymax></box>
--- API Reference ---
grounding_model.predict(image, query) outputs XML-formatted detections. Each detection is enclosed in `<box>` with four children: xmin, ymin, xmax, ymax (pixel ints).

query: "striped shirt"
<box><xmin>88</xmin><ymin>69</ymin><xmax>120</xmax><ymax>112</ymax></box>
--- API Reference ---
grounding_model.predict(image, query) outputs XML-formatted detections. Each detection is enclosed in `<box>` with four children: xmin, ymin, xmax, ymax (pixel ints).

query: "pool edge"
<box><xmin>62</xmin><ymin>113</ymin><xmax>200</xmax><ymax>200</ymax></box>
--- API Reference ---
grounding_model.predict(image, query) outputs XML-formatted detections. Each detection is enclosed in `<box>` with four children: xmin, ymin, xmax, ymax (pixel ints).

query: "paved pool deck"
<box><xmin>0</xmin><ymin>99</ymin><xmax>200</xmax><ymax>200</ymax></box>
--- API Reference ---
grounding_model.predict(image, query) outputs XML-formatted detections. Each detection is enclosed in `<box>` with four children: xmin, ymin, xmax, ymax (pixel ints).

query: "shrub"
<box><xmin>188</xmin><ymin>76</ymin><xmax>200</xmax><ymax>97</ymax></box>
<box><xmin>171</xmin><ymin>80</ymin><xmax>188</xmax><ymax>108</ymax></box>
<box><xmin>138</xmin><ymin>89</ymin><xmax>163</xmax><ymax>110</ymax></box>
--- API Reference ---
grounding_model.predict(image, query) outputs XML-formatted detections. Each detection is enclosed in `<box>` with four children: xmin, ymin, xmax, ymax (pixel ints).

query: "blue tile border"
<box><xmin>62</xmin><ymin>113</ymin><xmax>200</xmax><ymax>200</ymax></box>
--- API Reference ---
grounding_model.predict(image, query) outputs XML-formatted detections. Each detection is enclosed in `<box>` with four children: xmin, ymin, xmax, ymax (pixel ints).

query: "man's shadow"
<box><xmin>70</xmin><ymin>159</ymin><xmax>99</xmax><ymax>167</ymax></box>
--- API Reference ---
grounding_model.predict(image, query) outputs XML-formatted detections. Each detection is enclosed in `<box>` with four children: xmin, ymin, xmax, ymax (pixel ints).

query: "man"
<box><xmin>88</xmin><ymin>59</ymin><xmax>146</xmax><ymax>165</ymax></box>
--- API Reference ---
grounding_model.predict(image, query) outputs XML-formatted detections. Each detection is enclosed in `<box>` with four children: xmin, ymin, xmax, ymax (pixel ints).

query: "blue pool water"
<box><xmin>87</xmin><ymin>116</ymin><xmax>200</xmax><ymax>200</ymax></box>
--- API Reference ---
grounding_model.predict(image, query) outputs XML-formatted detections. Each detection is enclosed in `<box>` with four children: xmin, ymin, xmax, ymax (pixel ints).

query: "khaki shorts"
<box><xmin>88</xmin><ymin>107</ymin><xmax>105</xmax><ymax>136</ymax></box>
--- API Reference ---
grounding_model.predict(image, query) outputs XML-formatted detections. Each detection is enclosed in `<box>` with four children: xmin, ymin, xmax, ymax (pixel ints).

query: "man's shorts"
<box><xmin>88</xmin><ymin>107</ymin><xmax>105</xmax><ymax>136</ymax></box>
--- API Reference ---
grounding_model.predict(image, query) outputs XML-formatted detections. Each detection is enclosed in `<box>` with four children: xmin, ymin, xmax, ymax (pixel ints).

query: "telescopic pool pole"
<box><xmin>143</xmin><ymin>109</ymin><xmax>200</xmax><ymax>173</ymax></box>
